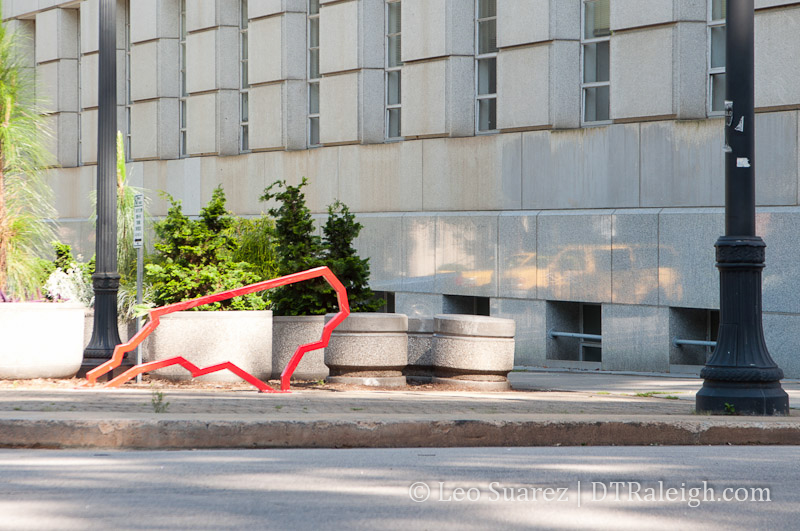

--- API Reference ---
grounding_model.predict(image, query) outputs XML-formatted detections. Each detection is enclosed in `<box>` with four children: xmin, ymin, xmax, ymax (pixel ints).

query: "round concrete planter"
<box><xmin>0</xmin><ymin>303</ymin><xmax>85</xmax><ymax>379</ymax></box>
<box><xmin>405</xmin><ymin>317</ymin><xmax>434</xmax><ymax>383</ymax></box>
<box><xmin>431</xmin><ymin>314</ymin><xmax>516</xmax><ymax>391</ymax></box>
<box><xmin>324</xmin><ymin>313</ymin><xmax>408</xmax><ymax>387</ymax></box>
<box><xmin>143</xmin><ymin>310</ymin><xmax>273</xmax><ymax>382</ymax></box>
<box><xmin>272</xmin><ymin>315</ymin><xmax>328</xmax><ymax>381</ymax></box>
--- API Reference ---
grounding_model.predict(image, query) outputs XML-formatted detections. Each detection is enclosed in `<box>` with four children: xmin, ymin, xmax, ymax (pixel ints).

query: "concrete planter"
<box><xmin>0</xmin><ymin>303</ymin><xmax>85</xmax><ymax>379</ymax></box>
<box><xmin>143</xmin><ymin>310</ymin><xmax>273</xmax><ymax>382</ymax></box>
<box><xmin>272</xmin><ymin>315</ymin><xmax>328</xmax><ymax>381</ymax></box>
<box><xmin>83</xmin><ymin>309</ymin><xmax>137</xmax><ymax>348</ymax></box>
<box><xmin>432</xmin><ymin>314</ymin><xmax>516</xmax><ymax>391</ymax></box>
<box><xmin>324</xmin><ymin>313</ymin><xmax>408</xmax><ymax>387</ymax></box>
<box><xmin>405</xmin><ymin>317</ymin><xmax>435</xmax><ymax>383</ymax></box>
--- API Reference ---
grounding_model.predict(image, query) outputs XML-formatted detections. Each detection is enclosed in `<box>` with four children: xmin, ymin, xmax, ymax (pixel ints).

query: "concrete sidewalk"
<box><xmin>0</xmin><ymin>370</ymin><xmax>798</xmax><ymax>449</ymax></box>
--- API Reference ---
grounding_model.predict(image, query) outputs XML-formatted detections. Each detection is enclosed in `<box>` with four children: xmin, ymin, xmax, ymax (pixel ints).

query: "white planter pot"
<box><xmin>272</xmin><ymin>315</ymin><xmax>328</xmax><ymax>381</ymax></box>
<box><xmin>143</xmin><ymin>310</ymin><xmax>273</xmax><ymax>382</ymax></box>
<box><xmin>0</xmin><ymin>303</ymin><xmax>85</xmax><ymax>379</ymax></box>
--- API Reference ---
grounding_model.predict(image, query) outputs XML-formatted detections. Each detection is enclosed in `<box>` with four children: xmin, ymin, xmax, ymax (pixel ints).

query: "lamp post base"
<box><xmin>695</xmin><ymin>236</ymin><xmax>789</xmax><ymax>416</ymax></box>
<box><xmin>696</xmin><ymin>380</ymin><xmax>788</xmax><ymax>416</ymax></box>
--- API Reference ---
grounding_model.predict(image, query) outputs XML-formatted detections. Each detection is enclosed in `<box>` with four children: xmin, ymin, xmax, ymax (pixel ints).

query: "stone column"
<box><xmin>496</xmin><ymin>0</ymin><xmax>580</xmax><ymax>131</ymax></box>
<box><xmin>185</xmin><ymin>0</ymin><xmax>239</xmax><ymax>156</ymax></box>
<box><xmin>35</xmin><ymin>7</ymin><xmax>80</xmax><ymax>167</ymax></box>
<box><xmin>401</xmin><ymin>0</ymin><xmax>474</xmax><ymax>138</ymax></box>
<box><xmin>317</xmin><ymin>0</ymin><xmax>384</xmax><ymax>145</ymax></box>
<box><xmin>129</xmin><ymin>0</ymin><xmax>181</xmax><ymax>160</ymax></box>
<box><xmin>609</xmin><ymin>0</ymin><xmax>706</xmax><ymax>122</ymax></box>
<box><xmin>247</xmin><ymin>0</ymin><xmax>308</xmax><ymax>150</ymax></box>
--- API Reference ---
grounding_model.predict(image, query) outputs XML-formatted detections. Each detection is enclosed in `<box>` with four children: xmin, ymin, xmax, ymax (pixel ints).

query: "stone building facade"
<box><xmin>4</xmin><ymin>0</ymin><xmax>800</xmax><ymax>376</ymax></box>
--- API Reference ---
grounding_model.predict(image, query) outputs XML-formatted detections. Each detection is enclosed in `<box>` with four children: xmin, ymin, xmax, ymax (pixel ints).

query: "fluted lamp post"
<box><xmin>695</xmin><ymin>0</ymin><xmax>788</xmax><ymax>415</ymax></box>
<box><xmin>82</xmin><ymin>0</ymin><xmax>123</xmax><ymax>377</ymax></box>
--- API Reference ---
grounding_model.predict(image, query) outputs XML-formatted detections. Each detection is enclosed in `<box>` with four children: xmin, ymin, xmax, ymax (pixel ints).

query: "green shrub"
<box><xmin>260</xmin><ymin>178</ymin><xmax>328</xmax><ymax>316</ymax></box>
<box><xmin>229</xmin><ymin>216</ymin><xmax>280</xmax><ymax>283</ymax></box>
<box><xmin>323</xmin><ymin>200</ymin><xmax>383</xmax><ymax>313</ymax></box>
<box><xmin>145</xmin><ymin>186</ymin><xmax>267</xmax><ymax>311</ymax></box>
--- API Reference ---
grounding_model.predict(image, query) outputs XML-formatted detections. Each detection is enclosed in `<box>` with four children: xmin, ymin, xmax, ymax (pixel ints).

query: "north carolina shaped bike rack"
<box><xmin>84</xmin><ymin>266</ymin><xmax>350</xmax><ymax>393</ymax></box>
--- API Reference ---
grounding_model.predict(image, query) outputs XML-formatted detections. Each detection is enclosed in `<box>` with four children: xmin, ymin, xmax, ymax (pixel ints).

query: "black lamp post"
<box><xmin>82</xmin><ymin>0</ymin><xmax>123</xmax><ymax>376</ymax></box>
<box><xmin>695</xmin><ymin>0</ymin><xmax>788</xmax><ymax>415</ymax></box>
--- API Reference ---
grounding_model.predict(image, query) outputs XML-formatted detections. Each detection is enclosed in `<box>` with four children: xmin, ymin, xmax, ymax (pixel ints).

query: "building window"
<box><xmin>179</xmin><ymin>0</ymin><xmax>188</xmax><ymax>157</ymax></box>
<box><xmin>708</xmin><ymin>0</ymin><xmax>726</xmax><ymax>114</ymax></box>
<box><xmin>308</xmin><ymin>0</ymin><xmax>320</xmax><ymax>147</ymax></box>
<box><xmin>240</xmin><ymin>0</ymin><xmax>250</xmax><ymax>152</ymax></box>
<box><xmin>581</xmin><ymin>0</ymin><xmax>610</xmax><ymax>124</ymax></box>
<box><xmin>475</xmin><ymin>0</ymin><xmax>496</xmax><ymax>132</ymax></box>
<box><xmin>125</xmin><ymin>0</ymin><xmax>132</xmax><ymax>160</ymax></box>
<box><xmin>385</xmin><ymin>0</ymin><xmax>402</xmax><ymax>139</ymax></box>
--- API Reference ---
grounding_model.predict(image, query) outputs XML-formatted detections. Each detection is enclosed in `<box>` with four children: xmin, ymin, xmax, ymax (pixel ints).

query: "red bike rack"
<box><xmin>84</xmin><ymin>266</ymin><xmax>350</xmax><ymax>393</ymax></box>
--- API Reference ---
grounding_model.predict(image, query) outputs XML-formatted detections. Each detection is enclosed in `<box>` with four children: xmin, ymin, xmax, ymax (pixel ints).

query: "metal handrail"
<box><xmin>548</xmin><ymin>329</ymin><xmax>602</xmax><ymax>342</ymax></box>
<box><xmin>673</xmin><ymin>338</ymin><xmax>717</xmax><ymax>348</ymax></box>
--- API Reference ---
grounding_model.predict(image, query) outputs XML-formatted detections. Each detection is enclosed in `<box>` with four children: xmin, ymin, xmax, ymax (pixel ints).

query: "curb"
<box><xmin>2</xmin><ymin>418</ymin><xmax>800</xmax><ymax>449</ymax></box>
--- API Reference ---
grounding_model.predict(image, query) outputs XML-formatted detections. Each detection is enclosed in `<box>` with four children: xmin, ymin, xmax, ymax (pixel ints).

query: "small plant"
<box><xmin>635</xmin><ymin>391</ymin><xmax>658</xmax><ymax>398</ymax></box>
<box><xmin>664</xmin><ymin>395</ymin><xmax>679</xmax><ymax>400</ymax></box>
<box><xmin>260</xmin><ymin>179</ymin><xmax>327</xmax><ymax>316</ymax></box>
<box><xmin>151</xmin><ymin>389</ymin><xmax>169</xmax><ymax>413</ymax></box>
<box><xmin>41</xmin><ymin>243</ymin><xmax>94</xmax><ymax>306</ymax></box>
<box><xmin>724</xmin><ymin>402</ymin><xmax>737</xmax><ymax>415</ymax></box>
<box><xmin>0</xmin><ymin>14</ymin><xmax>57</xmax><ymax>301</ymax></box>
<box><xmin>145</xmin><ymin>186</ymin><xmax>267</xmax><ymax>310</ymax></box>
<box><xmin>323</xmin><ymin>200</ymin><xmax>383</xmax><ymax>312</ymax></box>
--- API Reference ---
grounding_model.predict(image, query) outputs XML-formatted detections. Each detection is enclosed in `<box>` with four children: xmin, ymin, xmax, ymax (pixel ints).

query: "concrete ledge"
<box><xmin>2</xmin><ymin>417</ymin><xmax>800</xmax><ymax>449</ymax></box>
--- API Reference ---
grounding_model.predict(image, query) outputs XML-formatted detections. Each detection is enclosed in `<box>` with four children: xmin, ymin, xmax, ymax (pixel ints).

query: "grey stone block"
<box><xmin>602</xmin><ymin>304</ymin><xmax>669</xmax><ymax>373</ymax></box>
<box><xmin>639</xmin><ymin>119</ymin><xmax>725</xmax><ymax>208</ymax></box>
<box><xmin>324</xmin><ymin>313</ymin><xmax>408</xmax><ymax>380</ymax></box>
<box><xmin>611</xmin><ymin>26</ymin><xmax>674</xmax><ymax>121</ymax></box>
<box><xmin>537</xmin><ymin>210</ymin><xmax>613</xmax><ymax>303</ymax></box>
<box><xmin>674</xmin><ymin>22</ymin><xmax>707</xmax><ymax>120</ymax></box>
<box><xmin>763</xmin><ymin>312</ymin><xmax>800</xmax><ymax>379</ymax></box>
<box><xmin>755</xmin><ymin>7</ymin><xmax>800</xmax><ymax>109</ymax></box>
<box><xmin>143</xmin><ymin>311</ymin><xmax>273</xmax><ymax>383</ymax></box>
<box><xmin>431</xmin><ymin>315</ymin><xmax>515</xmax><ymax>385</ymax></box>
<box><xmin>130</xmin><ymin>0</ymin><xmax>181</xmax><ymax>43</ymax></box>
<box><xmin>351</xmin><ymin>214</ymin><xmax>403</xmax><ymax>292</ymax></box>
<box><xmin>611</xmin><ymin>209</ymin><xmax>660</xmax><ymax>306</ymax></box>
<box><xmin>35</xmin><ymin>8</ymin><xmax>79</xmax><ymax>64</ymax></box>
<box><xmin>434</xmin><ymin>213</ymin><xmax>499</xmax><ymax>298</ymax></box>
<box><xmin>490</xmin><ymin>298</ymin><xmax>547</xmax><ymax>368</ymax></box>
<box><xmin>755</xmin><ymin>111</ymin><xmax>798</xmax><ymax>206</ymax></box>
<box><xmin>406</xmin><ymin>317</ymin><xmax>434</xmax><ymax>381</ymax></box>
<box><xmin>422</xmin><ymin>135</ymin><xmax>522</xmax><ymax>211</ymax></box>
<box><xmin>757</xmin><ymin>207</ymin><xmax>800</xmax><ymax>314</ymax></box>
<box><xmin>337</xmin><ymin>142</ymin><xmax>423</xmax><ymax>212</ymax></box>
<box><xmin>272</xmin><ymin>315</ymin><xmax>327</xmax><ymax>381</ymax></box>
<box><xmin>400</xmin><ymin>214</ymin><xmax>437</xmax><ymax>293</ymax></box>
<box><xmin>658</xmin><ymin>209</ymin><xmax>723</xmax><ymax>309</ymax></box>
<box><xmin>402</xmin><ymin>0</ymin><xmax>472</xmax><ymax>61</ymax></box>
<box><xmin>522</xmin><ymin>125</ymin><xmax>640</xmax><ymax>210</ymax></box>
<box><xmin>498</xmin><ymin>212</ymin><xmax>538</xmax><ymax>300</ymax></box>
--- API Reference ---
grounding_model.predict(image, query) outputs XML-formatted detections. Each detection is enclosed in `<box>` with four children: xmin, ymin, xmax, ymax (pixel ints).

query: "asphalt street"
<box><xmin>1</xmin><ymin>446</ymin><xmax>797</xmax><ymax>530</ymax></box>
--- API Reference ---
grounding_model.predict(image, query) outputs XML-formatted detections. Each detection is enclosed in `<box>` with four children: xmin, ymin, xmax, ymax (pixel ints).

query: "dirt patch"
<box><xmin>0</xmin><ymin>376</ymin><xmax>517</xmax><ymax>393</ymax></box>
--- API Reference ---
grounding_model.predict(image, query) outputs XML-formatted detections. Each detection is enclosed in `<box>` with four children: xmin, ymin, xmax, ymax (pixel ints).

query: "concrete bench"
<box><xmin>324</xmin><ymin>313</ymin><xmax>408</xmax><ymax>387</ymax></box>
<box><xmin>431</xmin><ymin>314</ymin><xmax>516</xmax><ymax>391</ymax></box>
<box><xmin>405</xmin><ymin>317</ymin><xmax>435</xmax><ymax>383</ymax></box>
